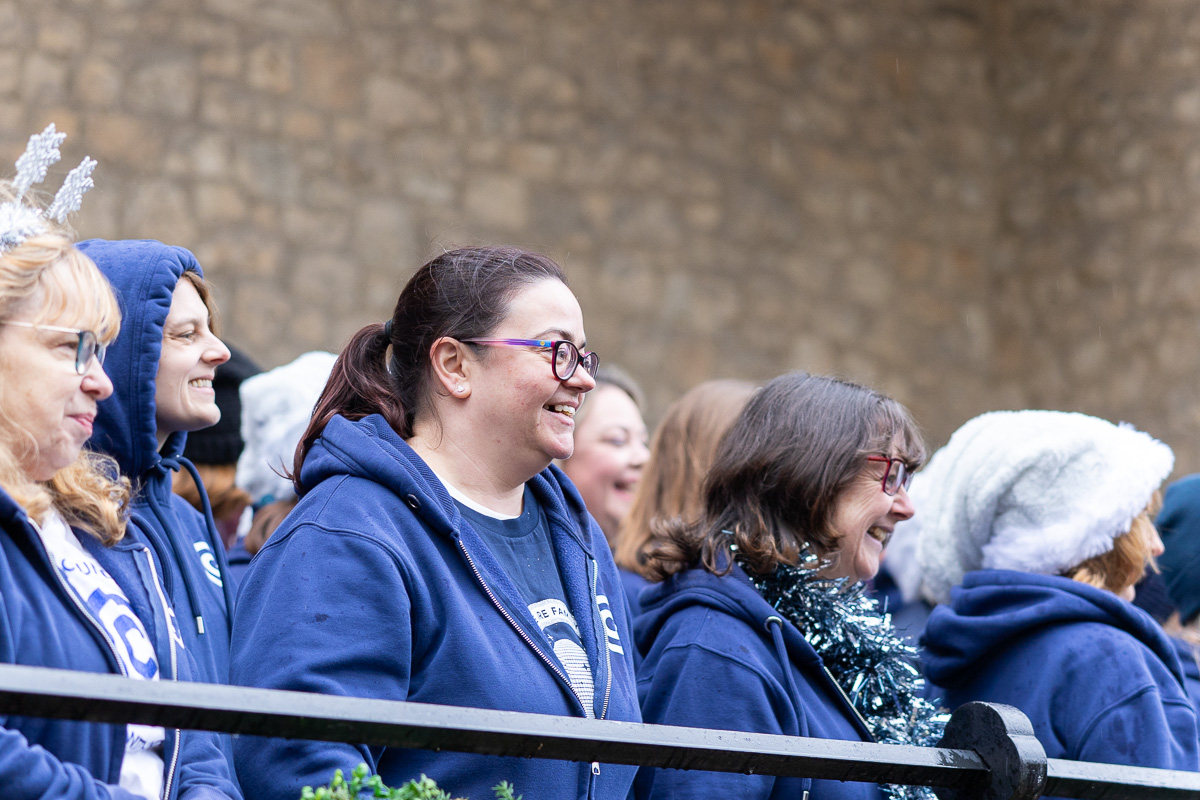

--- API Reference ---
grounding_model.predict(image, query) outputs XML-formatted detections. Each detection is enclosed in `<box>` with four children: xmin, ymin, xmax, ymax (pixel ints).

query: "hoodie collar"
<box><xmin>301</xmin><ymin>414</ymin><xmax>596</xmax><ymax>555</ymax></box>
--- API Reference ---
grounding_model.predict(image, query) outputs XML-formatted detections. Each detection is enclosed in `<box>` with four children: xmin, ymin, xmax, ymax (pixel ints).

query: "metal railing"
<box><xmin>0</xmin><ymin>663</ymin><xmax>1196</xmax><ymax>800</ymax></box>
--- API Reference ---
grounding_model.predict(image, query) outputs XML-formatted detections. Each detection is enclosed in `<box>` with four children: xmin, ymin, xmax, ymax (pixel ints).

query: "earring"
<box><xmin>455</xmin><ymin>384</ymin><xmax>465</xmax><ymax>394</ymax></box>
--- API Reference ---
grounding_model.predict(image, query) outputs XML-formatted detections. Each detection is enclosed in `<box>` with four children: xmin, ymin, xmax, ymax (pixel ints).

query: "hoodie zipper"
<box><xmin>456</xmin><ymin>539</ymin><xmax>587</xmax><ymax>714</ymax></box>
<box><xmin>141</xmin><ymin>548</ymin><xmax>181</xmax><ymax>800</ymax></box>
<box><xmin>821</xmin><ymin>664</ymin><xmax>875</xmax><ymax>742</ymax></box>
<box><xmin>589</xmin><ymin>558</ymin><xmax>611</xmax><ymax>780</ymax></box>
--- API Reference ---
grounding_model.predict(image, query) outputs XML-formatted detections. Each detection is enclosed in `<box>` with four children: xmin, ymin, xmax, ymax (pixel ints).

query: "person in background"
<box><xmin>228</xmin><ymin>350</ymin><xmax>337</xmax><ymax>585</ymax></box>
<box><xmin>918</xmin><ymin>410</ymin><xmax>1197</xmax><ymax>773</ymax></box>
<box><xmin>613</xmin><ymin>378</ymin><xmax>755</xmax><ymax>609</ymax></box>
<box><xmin>1147</xmin><ymin>473</ymin><xmax>1200</xmax><ymax>712</ymax></box>
<box><xmin>173</xmin><ymin>345</ymin><xmax>260</xmax><ymax>550</ymax></box>
<box><xmin>79</xmin><ymin>239</ymin><xmax>238</xmax><ymax>791</ymax></box>
<box><xmin>636</xmin><ymin>372</ymin><xmax>930</xmax><ymax>800</ymax></box>
<box><xmin>0</xmin><ymin>126</ymin><xmax>239</xmax><ymax>800</ymax></box>
<box><xmin>560</xmin><ymin>364</ymin><xmax>650</xmax><ymax>548</ymax></box>
<box><xmin>230</xmin><ymin>247</ymin><xmax>640</xmax><ymax>800</ymax></box>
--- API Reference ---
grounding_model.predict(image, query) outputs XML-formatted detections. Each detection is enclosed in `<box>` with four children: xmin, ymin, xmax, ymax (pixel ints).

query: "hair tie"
<box><xmin>383</xmin><ymin>319</ymin><xmax>393</xmax><ymax>338</ymax></box>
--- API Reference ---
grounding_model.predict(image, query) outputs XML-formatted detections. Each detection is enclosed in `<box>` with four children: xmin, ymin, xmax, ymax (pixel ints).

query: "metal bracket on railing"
<box><xmin>936</xmin><ymin>702</ymin><xmax>1047</xmax><ymax>800</ymax></box>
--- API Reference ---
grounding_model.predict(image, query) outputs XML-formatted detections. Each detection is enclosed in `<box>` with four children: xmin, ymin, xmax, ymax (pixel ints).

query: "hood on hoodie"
<box><xmin>78</xmin><ymin>239</ymin><xmax>201</xmax><ymax>477</ymax></box>
<box><xmin>922</xmin><ymin>569</ymin><xmax>1184</xmax><ymax>690</ymax></box>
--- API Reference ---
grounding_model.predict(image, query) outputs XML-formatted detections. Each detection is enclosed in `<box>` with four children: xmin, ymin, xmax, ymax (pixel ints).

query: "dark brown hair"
<box><xmin>615</xmin><ymin>379</ymin><xmax>756</xmax><ymax>576</ymax></box>
<box><xmin>643</xmin><ymin>372</ymin><xmax>925</xmax><ymax>581</ymax></box>
<box><xmin>295</xmin><ymin>246</ymin><xmax>566</xmax><ymax>491</ymax></box>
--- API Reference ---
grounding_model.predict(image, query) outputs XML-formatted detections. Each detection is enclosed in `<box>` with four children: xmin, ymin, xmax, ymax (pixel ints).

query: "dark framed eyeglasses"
<box><xmin>866</xmin><ymin>454</ymin><xmax>913</xmax><ymax>496</ymax></box>
<box><xmin>460</xmin><ymin>338</ymin><xmax>599</xmax><ymax>381</ymax></box>
<box><xmin>0</xmin><ymin>320</ymin><xmax>107</xmax><ymax>375</ymax></box>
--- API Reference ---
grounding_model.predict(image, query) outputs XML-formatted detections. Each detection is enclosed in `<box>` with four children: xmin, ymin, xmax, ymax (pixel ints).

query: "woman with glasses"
<box><xmin>0</xmin><ymin>141</ymin><xmax>238</xmax><ymax>799</ymax></box>
<box><xmin>229</xmin><ymin>246</ymin><xmax>641</xmax><ymax>800</ymax></box>
<box><xmin>634</xmin><ymin>372</ymin><xmax>932</xmax><ymax>800</ymax></box>
<box><xmin>918</xmin><ymin>411</ymin><xmax>1198</xmax><ymax>773</ymax></box>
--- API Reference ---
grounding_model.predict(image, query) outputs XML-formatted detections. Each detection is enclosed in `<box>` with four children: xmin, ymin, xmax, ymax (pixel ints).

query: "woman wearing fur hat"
<box><xmin>918</xmin><ymin>410</ymin><xmax>1198</xmax><ymax>773</ymax></box>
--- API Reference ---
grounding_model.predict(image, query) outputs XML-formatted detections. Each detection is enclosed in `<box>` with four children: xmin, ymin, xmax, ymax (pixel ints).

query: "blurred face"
<box><xmin>154</xmin><ymin>278</ymin><xmax>231</xmax><ymax>444</ymax></box>
<box><xmin>0</xmin><ymin>307</ymin><xmax>114</xmax><ymax>481</ymax></box>
<box><xmin>562</xmin><ymin>385</ymin><xmax>650</xmax><ymax>541</ymax></box>
<box><xmin>823</xmin><ymin>454</ymin><xmax>916</xmax><ymax>583</ymax></box>
<box><xmin>466</xmin><ymin>279</ymin><xmax>597</xmax><ymax>479</ymax></box>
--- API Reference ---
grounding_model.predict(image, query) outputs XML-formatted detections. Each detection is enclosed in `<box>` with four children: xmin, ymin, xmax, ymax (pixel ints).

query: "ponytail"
<box><xmin>293</xmin><ymin>323</ymin><xmax>402</xmax><ymax>492</ymax></box>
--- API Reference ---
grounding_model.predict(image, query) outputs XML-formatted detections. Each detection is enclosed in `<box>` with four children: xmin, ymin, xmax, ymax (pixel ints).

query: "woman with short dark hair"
<box><xmin>230</xmin><ymin>247</ymin><xmax>640</xmax><ymax>800</ymax></box>
<box><xmin>635</xmin><ymin>372</ymin><xmax>935</xmax><ymax>800</ymax></box>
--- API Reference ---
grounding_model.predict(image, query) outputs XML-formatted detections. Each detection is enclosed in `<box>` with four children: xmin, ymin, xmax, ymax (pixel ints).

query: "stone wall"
<box><xmin>5</xmin><ymin>0</ymin><xmax>1200</xmax><ymax>472</ymax></box>
<box><xmin>989</xmin><ymin>0</ymin><xmax>1200</xmax><ymax>471</ymax></box>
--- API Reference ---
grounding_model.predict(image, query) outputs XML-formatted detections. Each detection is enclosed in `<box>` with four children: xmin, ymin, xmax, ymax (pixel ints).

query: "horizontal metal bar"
<box><xmin>0</xmin><ymin>663</ymin><xmax>985</xmax><ymax>789</ymax></box>
<box><xmin>1044</xmin><ymin>757</ymin><xmax>1200</xmax><ymax>800</ymax></box>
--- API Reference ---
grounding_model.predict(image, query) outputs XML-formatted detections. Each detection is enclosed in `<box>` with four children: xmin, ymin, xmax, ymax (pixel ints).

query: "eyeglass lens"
<box><xmin>75</xmin><ymin>331</ymin><xmax>107</xmax><ymax>374</ymax></box>
<box><xmin>552</xmin><ymin>341</ymin><xmax>600</xmax><ymax>381</ymax></box>
<box><xmin>883</xmin><ymin>460</ymin><xmax>909</xmax><ymax>495</ymax></box>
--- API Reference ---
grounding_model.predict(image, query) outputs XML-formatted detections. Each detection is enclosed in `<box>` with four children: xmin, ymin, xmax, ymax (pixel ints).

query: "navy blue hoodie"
<box><xmin>229</xmin><ymin>414</ymin><xmax>641</xmax><ymax>800</ymax></box>
<box><xmin>922</xmin><ymin>570</ymin><xmax>1199</xmax><ymax>771</ymax></box>
<box><xmin>78</xmin><ymin>239</ymin><xmax>236</xmax><ymax>687</ymax></box>
<box><xmin>0</xmin><ymin>485</ymin><xmax>240</xmax><ymax>800</ymax></box>
<box><xmin>633</xmin><ymin>565</ymin><xmax>884</xmax><ymax>800</ymax></box>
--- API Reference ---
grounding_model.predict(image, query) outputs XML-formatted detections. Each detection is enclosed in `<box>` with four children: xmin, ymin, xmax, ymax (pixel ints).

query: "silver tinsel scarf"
<box><xmin>744</xmin><ymin>546</ymin><xmax>949</xmax><ymax>800</ymax></box>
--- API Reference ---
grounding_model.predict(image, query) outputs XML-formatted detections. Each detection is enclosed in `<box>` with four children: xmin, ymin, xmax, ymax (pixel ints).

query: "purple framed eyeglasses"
<box><xmin>460</xmin><ymin>338</ymin><xmax>599</xmax><ymax>381</ymax></box>
<box><xmin>866</xmin><ymin>455</ymin><xmax>913</xmax><ymax>496</ymax></box>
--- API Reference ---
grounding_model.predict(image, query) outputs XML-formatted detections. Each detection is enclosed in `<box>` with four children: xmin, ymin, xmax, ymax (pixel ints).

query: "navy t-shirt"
<box><xmin>454</xmin><ymin>485</ymin><xmax>596</xmax><ymax>716</ymax></box>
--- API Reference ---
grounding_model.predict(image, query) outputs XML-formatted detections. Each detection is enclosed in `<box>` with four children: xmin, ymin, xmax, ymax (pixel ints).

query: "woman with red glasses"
<box><xmin>634</xmin><ymin>372</ymin><xmax>939</xmax><ymax>800</ymax></box>
<box><xmin>229</xmin><ymin>247</ymin><xmax>640</xmax><ymax>800</ymax></box>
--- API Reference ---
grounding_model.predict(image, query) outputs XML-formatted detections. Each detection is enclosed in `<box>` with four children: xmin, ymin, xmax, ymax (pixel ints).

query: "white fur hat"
<box><xmin>914</xmin><ymin>410</ymin><xmax>1173</xmax><ymax>605</ymax></box>
<box><xmin>235</xmin><ymin>351</ymin><xmax>338</xmax><ymax>507</ymax></box>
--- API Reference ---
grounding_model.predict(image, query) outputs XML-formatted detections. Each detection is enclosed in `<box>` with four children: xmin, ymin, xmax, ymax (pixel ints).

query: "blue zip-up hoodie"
<box><xmin>921</xmin><ymin>570</ymin><xmax>1199</xmax><ymax>772</ymax></box>
<box><xmin>1171</xmin><ymin>636</ymin><xmax>1200</xmax><ymax>716</ymax></box>
<box><xmin>0</xmin><ymin>485</ymin><xmax>240</xmax><ymax>800</ymax></box>
<box><xmin>78</xmin><ymin>239</ymin><xmax>236</xmax><ymax>686</ymax></box>
<box><xmin>229</xmin><ymin>414</ymin><xmax>641</xmax><ymax>800</ymax></box>
<box><xmin>633</xmin><ymin>565</ymin><xmax>884</xmax><ymax>800</ymax></box>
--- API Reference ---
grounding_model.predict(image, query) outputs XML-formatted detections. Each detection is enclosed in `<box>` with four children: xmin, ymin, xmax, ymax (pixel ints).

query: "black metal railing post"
<box><xmin>937</xmin><ymin>702</ymin><xmax>1047</xmax><ymax>800</ymax></box>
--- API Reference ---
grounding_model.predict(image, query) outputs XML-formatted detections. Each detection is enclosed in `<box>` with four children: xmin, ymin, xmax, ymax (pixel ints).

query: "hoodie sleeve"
<box><xmin>635</xmin><ymin>609</ymin><xmax>790</xmax><ymax>800</ymax></box>
<box><xmin>1074</xmin><ymin>684</ymin><xmax>1199</xmax><ymax>771</ymax></box>
<box><xmin>228</xmin><ymin>523</ymin><xmax>413</xmax><ymax>800</ymax></box>
<box><xmin>0</xmin><ymin>725</ymin><xmax>149</xmax><ymax>800</ymax></box>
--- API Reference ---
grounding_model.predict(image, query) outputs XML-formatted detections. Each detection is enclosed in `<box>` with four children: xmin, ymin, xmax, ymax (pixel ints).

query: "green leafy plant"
<box><xmin>300</xmin><ymin>763</ymin><xmax>520</xmax><ymax>800</ymax></box>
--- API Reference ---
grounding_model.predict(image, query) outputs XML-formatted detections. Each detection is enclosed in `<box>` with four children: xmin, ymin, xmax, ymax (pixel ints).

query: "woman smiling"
<box><xmin>0</xmin><ymin>128</ymin><xmax>238</xmax><ymax>800</ymax></box>
<box><xmin>635</xmin><ymin>372</ymin><xmax>931</xmax><ymax>800</ymax></box>
<box><xmin>230</xmin><ymin>247</ymin><xmax>640</xmax><ymax>800</ymax></box>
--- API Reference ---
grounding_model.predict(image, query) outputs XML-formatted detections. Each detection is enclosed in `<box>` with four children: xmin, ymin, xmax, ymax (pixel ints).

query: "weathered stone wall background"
<box><xmin>4</xmin><ymin>0</ymin><xmax>1198</xmax><ymax>472</ymax></box>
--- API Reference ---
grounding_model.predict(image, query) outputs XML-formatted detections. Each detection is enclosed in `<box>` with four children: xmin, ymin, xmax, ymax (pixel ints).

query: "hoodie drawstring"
<box><xmin>175</xmin><ymin>454</ymin><xmax>238</xmax><ymax>623</ymax></box>
<box><xmin>765</xmin><ymin>615</ymin><xmax>813</xmax><ymax>797</ymax></box>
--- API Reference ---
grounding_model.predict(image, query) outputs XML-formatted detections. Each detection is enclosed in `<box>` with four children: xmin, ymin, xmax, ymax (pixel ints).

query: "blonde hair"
<box><xmin>1066</xmin><ymin>491</ymin><xmax>1162</xmax><ymax>596</ymax></box>
<box><xmin>615</xmin><ymin>379</ymin><xmax>756</xmax><ymax>576</ymax></box>
<box><xmin>0</xmin><ymin>216</ymin><xmax>129</xmax><ymax>543</ymax></box>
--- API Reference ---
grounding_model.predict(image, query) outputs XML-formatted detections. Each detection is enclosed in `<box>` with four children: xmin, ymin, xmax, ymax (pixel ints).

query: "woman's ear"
<box><xmin>428</xmin><ymin>337</ymin><xmax>471</xmax><ymax>398</ymax></box>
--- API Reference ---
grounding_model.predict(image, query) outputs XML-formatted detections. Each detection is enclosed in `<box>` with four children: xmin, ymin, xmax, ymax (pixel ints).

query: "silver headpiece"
<box><xmin>0</xmin><ymin>124</ymin><xmax>97</xmax><ymax>253</ymax></box>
